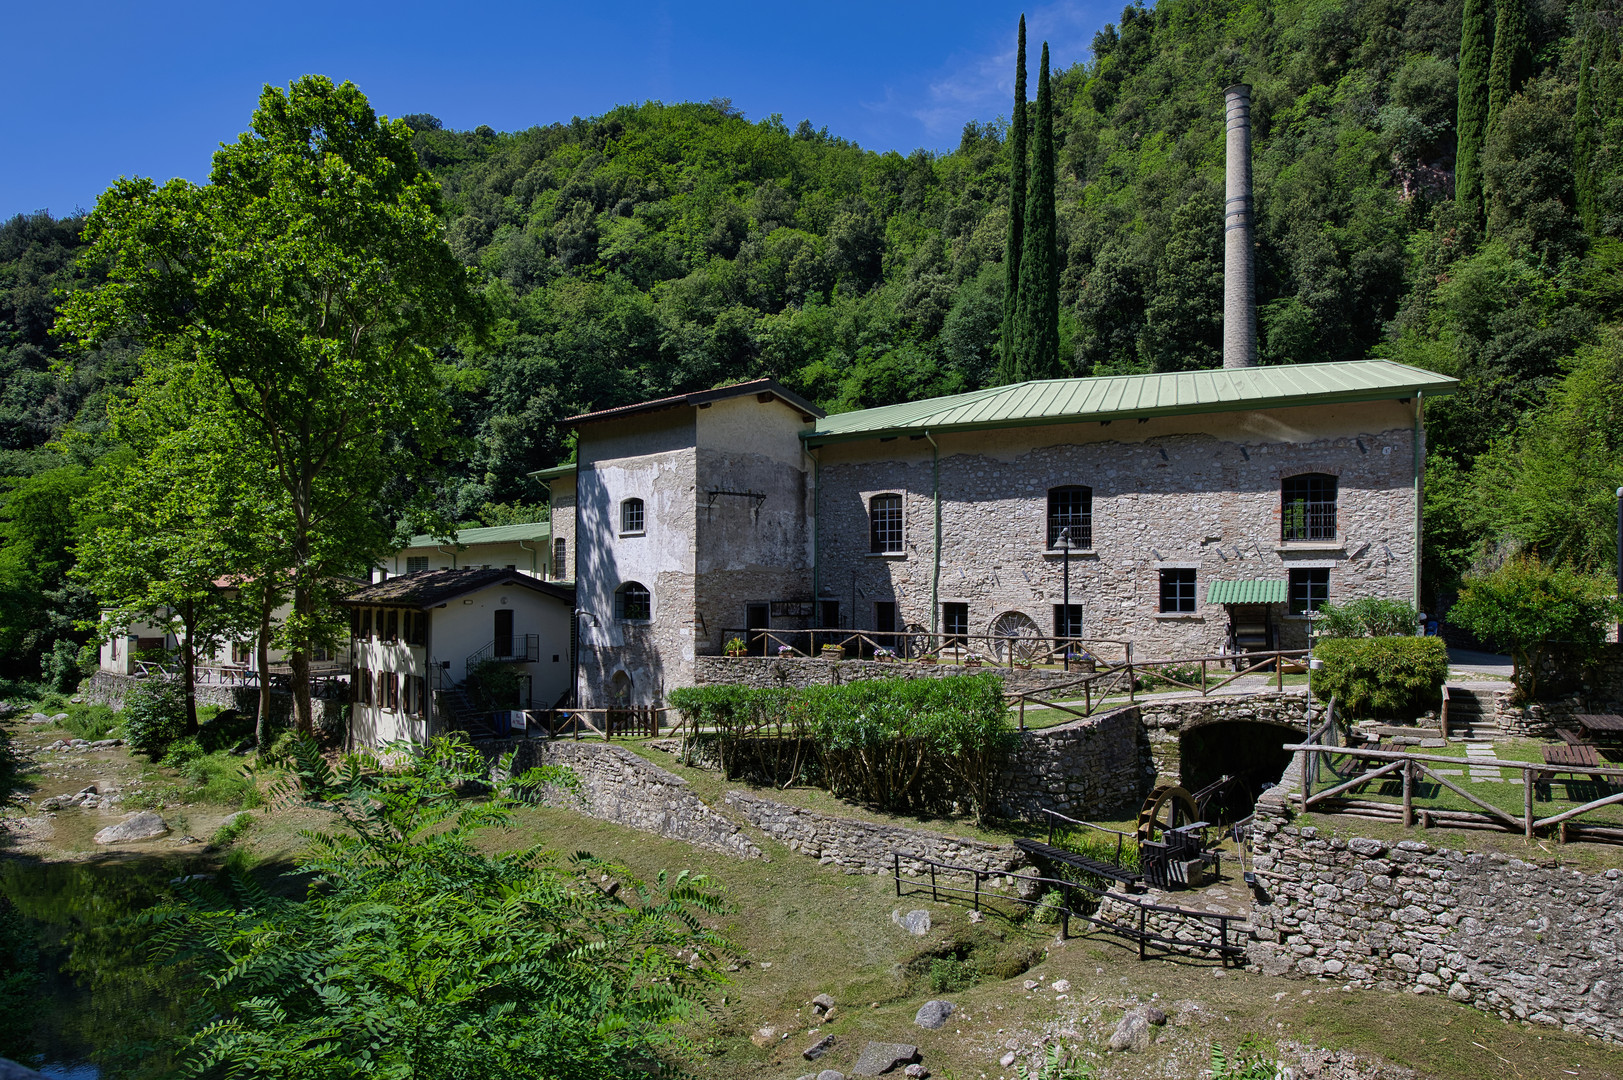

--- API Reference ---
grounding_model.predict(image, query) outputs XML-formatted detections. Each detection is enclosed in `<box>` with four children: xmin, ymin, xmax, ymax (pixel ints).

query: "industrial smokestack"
<box><xmin>1223</xmin><ymin>84</ymin><xmax>1257</xmax><ymax>369</ymax></box>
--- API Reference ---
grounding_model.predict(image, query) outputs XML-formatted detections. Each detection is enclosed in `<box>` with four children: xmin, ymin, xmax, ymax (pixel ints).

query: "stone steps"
<box><xmin>1444</xmin><ymin>685</ymin><xmax>1504</xmax><ymax>739</ymax></box>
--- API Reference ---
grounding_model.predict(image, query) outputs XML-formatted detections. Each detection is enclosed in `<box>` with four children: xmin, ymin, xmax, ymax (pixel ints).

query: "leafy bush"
<box><xmin>210</xmin><ymin>812</ymin><xmax>255</xmax><ymax>847</ymax></box>
<box><xmin>195</xmin><ymin>708</ymin><xmax>254</xmax><ymax>753</ymax></box>
<box><xmin>144</xmin><ymin>735</ymin><xmax>729</xmax><ymax>1079</ymax></box>
<box><xmin>121</xmin><ymin>678</ymin><xmax>188</xmax><ymax>761</ymax></box>
<box><xmin>57</xmin><ymin>703</ymin><xmax>120</xmax><ymax>741</ymax></box>
<box><xmin>40</xmin><ymin>638</ymin><xmax>94</xmax><ymax>693</ymax></box>
<box><xmin>929</xmin><ymin>956</ymin><xmax>974</xmax><ymax>993</ymax></box>
<box><xmin>160</xmin><ymin>736</ymin><xmax>205</xmax><ymax>768</ymax></box>
<box><xmin>1314</xmin><ymin>597</ymin><xmax>1420</xmax><ymax>638</ymax></box>
<box><xmin>1032</xmin><ymin>888</ymin><xmax>1066</xmax><ymax>924</ymax></box>
<box><xmin>1311</xmin><ymin>636</ymin><xmax>1448</xmax><ymax>720</ymax></box>
<box><xmin>675</xmin><ymin>674</ymin><xmax>1018</xmax><ymax>822</ymax></box>
<box><xmin>180</xmin><ymin>753</ymin><xmax>262</xmax><ymax>808</ymax></box>
<box><xmin>468</xmin><ymin>659</ymin><xmax>525</xmax><ymax>711</ymax></box>
<box><xmin>1447</xmin><ymin>557</ymin><xmax>1622</xmax><ymax>700</ymax></box>
<box><xmin>1136</xmin><ymin>663</ymin><xmax>1204</xmax><ymax>691</ymax></box>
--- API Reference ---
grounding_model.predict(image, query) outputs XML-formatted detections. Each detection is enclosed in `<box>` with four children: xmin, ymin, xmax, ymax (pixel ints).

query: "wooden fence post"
<box><xmin>1402</xmin><ymin>759</ymin><xmax>1414</xmax><ymax>827</ymax></box>
<box><xmin>1019</xmin><ymin>697</ymin><xmax>1026</xmax><ymax>731</ymax></box>
<box><xmin>1276</xmin><ymin>651</ymin><xmax>1284</xmax><ymax>692</ymax></box>
<box><xmin>1524</xmin><ymin>765</ymin><xmax>1534</xmax><ymax>839</ymax></box>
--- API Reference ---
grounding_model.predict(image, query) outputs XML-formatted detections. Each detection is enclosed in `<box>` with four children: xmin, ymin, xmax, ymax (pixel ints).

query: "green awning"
<box><xmin>1207</xmin><ymin>579</ymin><xmax>1288</xmax><ymax>605</ymax></box>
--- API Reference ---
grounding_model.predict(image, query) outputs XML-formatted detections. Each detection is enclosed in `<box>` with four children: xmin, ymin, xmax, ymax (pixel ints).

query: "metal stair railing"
<box><xmin>465</xmin><ymin>634</ymin><xmax>541</xmax><ymax>668</ymax></box>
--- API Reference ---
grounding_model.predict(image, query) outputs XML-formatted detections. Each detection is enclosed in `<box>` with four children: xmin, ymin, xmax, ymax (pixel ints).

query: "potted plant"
<box><xmin>724</xmin><ymin>637</ymin><xmax>748</xmax><ymax>658</ymax></box>
<box><xmin>820</xmin><ymin>643</ymin><xmax>845</xmax><ymax>661</ymax></box>
<box><xmin>917</xmin><ymin>652</ymin><xmax>938</xmax><ymax>665</ymax></box>
<box><xmin>964</xmin><ymin>654</ymin><xmax>984</xmax><ymax>668</ymax></box>
<box><xmin>1068</xmin><ymin>651</ymin><xmax>1096</xmax><ymax>674</ymax></box>
<box><xmin>873</xmin><ymin>646</ymin><xmax>895</xmax><ymax>663</ymax></box>
<box><xmin>777</xmin><ymin>644</ymin><xmax>798</xmax><ymax>658</ymax></box>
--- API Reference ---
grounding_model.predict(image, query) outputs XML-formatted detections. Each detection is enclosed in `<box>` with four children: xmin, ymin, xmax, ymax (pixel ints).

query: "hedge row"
<box><xmin>1311</xmin><ymin>636</ymin><xmax>1449</xmax><ymax>720</ymax></box>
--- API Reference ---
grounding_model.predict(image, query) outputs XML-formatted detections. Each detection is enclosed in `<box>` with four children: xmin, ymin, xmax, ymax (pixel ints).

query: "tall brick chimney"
<box><xmin>1223</xmin><ymin>84</ymin><xmax>1257</xmax><ymax>369</ymax></box>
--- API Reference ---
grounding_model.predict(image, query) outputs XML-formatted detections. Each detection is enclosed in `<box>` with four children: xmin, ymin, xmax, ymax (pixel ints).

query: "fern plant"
<box><xmin>142</xmin><ymin>734</ymin><xmax>734</xmax><ymax>1079</ymax></box>
<box><xmin>1211</xmin><ymin>1035</ymin><xmax>1284</xmax><ymax>1080</ymax></box>
<box><xmin>1014</xmin><ymin>1042</ymin><xmax>1095</xmax><ymax>1079</ymax></box>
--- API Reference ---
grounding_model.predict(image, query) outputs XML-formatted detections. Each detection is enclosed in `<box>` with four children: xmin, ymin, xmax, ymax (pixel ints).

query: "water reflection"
<box><xmin>0</xmin><ymin>856</ymin><xmax>210</xmax><ymax>1079</ymax></box>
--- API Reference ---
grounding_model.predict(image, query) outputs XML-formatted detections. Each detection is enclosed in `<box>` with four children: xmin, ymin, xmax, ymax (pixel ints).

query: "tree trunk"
<box><xmin>292</xmin><ymin>577</ymin><xmax>314</xmax><ymax>735</ymax></box>
<box><xmin>182</xmin><ymin>598</ymin><xmax>199</xmax><ymax>735</ymax></box>
<box><xmin>256</xmin><ymin>587</ymin><xmax>273</xmax><ymax>748</ymax></box>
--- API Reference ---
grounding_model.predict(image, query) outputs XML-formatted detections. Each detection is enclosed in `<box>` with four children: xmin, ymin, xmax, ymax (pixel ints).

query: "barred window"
<box><xmin>869</xmin><ymin>494</ymin><xmax>903</xmax><ymax>553</ymax></box>
<box><xmin>1159</xmin><ymin>568</ymin><xmax>1197</xmax><ymax>613</ymax></box>
<box><xmin>1282</xmin><ymin>474</ymin><xmax>1337</xmax><ymax>542</ymax></box>
<box><xmin>406</xmin><ymin>556</ymin><xmax>429</xmax><ymax>574</ymax></box>
<box><xmin>615</xmin><ymin>581</ymin><xmax>652</xmax><ymax>621</ymax></box>
<box><xmin>1289</xmin><ymin>568</ymin><xmax>1330</xmax><ymax>614</ymax></box>
<box><xmin>621</xmin><ymin>498</ymin><xmax>645</xmax><ymax>534</ymax></box>
<box><xmin>552</xmin><ymin>538</ymin><xmax>567</xmax><ymax>579</ymax></box>
<box><xmin>1047</xmin><ymin>486</ymin><xmax>1093</xmax><ymax>549</ymax></box>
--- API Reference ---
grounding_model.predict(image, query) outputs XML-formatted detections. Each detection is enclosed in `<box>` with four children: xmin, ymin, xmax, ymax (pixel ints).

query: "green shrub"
<box><xmin>161</xmin><ymin>736</ymin><xmax>205</xmax><ymax>768</ymax></box>
<box><xmin>122</xmin><ymin>679</ymin><xmax>188</xmax><ymax>761</ymax></box>
<box><xmin>40</xmin><ymin>638</ymin><xmax>93</xmax><ymax>693</ymax></box>
<box><xmin>181</xmin><ymin>752</ymin><xmax>262</xmax><ymax>808</ymax></box>
<box><xmin>196</xmin><ymin>708</ymin><xmax>255</xmax><ymax>753</ymax></box>
<box><xmin>1311</xmin><ymin>636</ymin><xmax>1448</xmax><ymax>719</ymax></box>
<box><xmin>1314</xmin><ymin>597</ymin><xmax>1420</xmax><ymax>639</ymax></box>
<box><xmin>1032</xmin><ymin>888</ymin><xmax>1066</xmax><ymax>924</ymax></box>
<box><xmin>58</xmin><ymin>704</ymin><xmax>120</xmax><ymax>741</ymax></box>
<box><xmin>468</xmin><ymin>660</ymin><xmax>524</xmax><ymax>711</ymax></box>
<box><xmin>210</xmin><ymin>811</ymin><xmax>255</xmax><ymax>847</ymax></box>
<box><xmin>1211</xmin><ymin>1035</ymin><xmax>1282</xmax><ymax>1080</ymax></box>
<box><xmin>928</xmin><ymin>957</ymin><xmax>973</xmax><ymax>993</ymax></box>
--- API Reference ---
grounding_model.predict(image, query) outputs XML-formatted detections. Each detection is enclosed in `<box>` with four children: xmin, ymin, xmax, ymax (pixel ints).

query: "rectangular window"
<box><xmin>1053</xmin><ymin>604</ymin><xmax>1084</xmax><ymax>639</ymax></box>
<box><xmin>942</xmin><ymin>602</ymin><xmax>969</xmax><ymax>646</ymax></box>
<box><xmin>1159</xmin><ymin>568</ymin><xmax>1197</xmax><ymax>613</ymax></box>
<box><xmin>361</xmin><ymin>608</ymin><xmax>373</xmax><ymax>640</ymax></box>
<box><xmin>869</xmin><ymin>494</ymin><xmax>904</xmax><ymax>553</ymax></box>
<box><xmin>875</xmin><ymin>601</ymin><xmax>898</xmax><ymax>633</ymax></box>
<box><xmin>1289</xmin><ymin>568</ymin><xmax>1331</xmax><ymax>614</ymax></box>
<box><xmin>358</xmin><ymin>667</ymin><xmax>372</xmax><ymax>705</ymax></box>
<box><xmin>621</xmin><ymin>498</ymin><xmax>645</xmax><ymax>534</ymax></box>
<box><xmin>407</xmin><ymin>611</ymin><xmax>425</xmax><ymax>646</ymax></box>
<box><xmin>385</xmin><ymin>609</ymin><xmax>399</xmax><ymax>643</ymax></box>
<box><xmin>406</xmin><ymin>556</ymin><xmax>429</xmax><ymax>574</ymax></box>
<box><xmin>552</xmin><ymin>538</ymin><xmax>568</xmax><ymax>579</ymax></box>
<box><xmin>1282</xmin><ymin>474</ymin><xmax>1338</xmax><ymax>542</ymax></box>
<box><xmin>1047</xmin><ymin>487</ymin><xmax>1093</xmax><ymax>550</ymax></box>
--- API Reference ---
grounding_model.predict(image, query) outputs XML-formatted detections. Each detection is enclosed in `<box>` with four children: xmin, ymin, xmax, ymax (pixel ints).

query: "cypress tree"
<box><xmin>1486</xmin><ymin>0</ymin><xmax>1531</xmax><ymax>130</ymax></box>
<box><xmin>997</xmin><ymin>16</ymin><xmax>1028</xmax><ymax>386</ymax></box>
<box><xmin>1455</xmin><ymin>0</ymin><xmax>1496</xmax><ymax>227</ymax></box>
<box><xmin>1013</xmin><ymin>42</ymin><xmax>1060</xmax><ymax>381</ymax></box>
<box><xmin>1573</xmin><ymin>9</ymin><xmax>1620</xmax><ymax>235</ymax></box>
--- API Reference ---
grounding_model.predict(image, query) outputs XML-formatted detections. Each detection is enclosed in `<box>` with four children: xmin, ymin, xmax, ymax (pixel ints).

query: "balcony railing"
<box><xmin>1281</xmin><ymin>500</ymin><xmax>1337</xmax><ymax>542</ymax></box>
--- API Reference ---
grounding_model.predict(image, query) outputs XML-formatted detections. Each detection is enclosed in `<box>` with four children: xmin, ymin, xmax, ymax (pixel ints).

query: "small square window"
<box><xmin>621</xmin><ymin>498</ymin><xmax>645</xmax><ymax>534</ymax></box>
<box><xmin>943</xmin><ymin>602</ymin><xmax>969</xmax><ymax>645</ymax></box>
<box><xmin>1053</xmin><ymin>604</ymin><xmax>1084</xmax><ymax>639</ymax></box>
<box><xmin>406</xmin><ymin>556</ymin><xmax>429</xmax><ymax>574</ymax></box>
<box><xmin>1289</xmin><ymin>568</ymin><xmax>1330</xmax><ymax>614</ymax></box>
<box><xmin>1159</xmin><ymin>569</ymin><xmax>1197</xmax><ymax>613</ymax></box>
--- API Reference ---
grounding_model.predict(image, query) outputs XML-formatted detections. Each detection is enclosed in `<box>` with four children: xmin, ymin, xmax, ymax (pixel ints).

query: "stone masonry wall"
<box><xmin>81</xmin><ymin>671</ymin><xmax>347</xmax><ymax>731</ymax></box>
<box><xmin>723</xmin><ymin>790</ymin><xmax>1028</xmax><ymax>879</ymax></box>
<box><xmin>693</xmin><ymin>654</ymin><xmax>1103</xmax><ymax>694</ymax></box>
<box><xmin>1246</xmin><ymin>785</ymin><xmax>1623</xmax><ymax>1044</ymax></box>
<box><xmin>1139</xmin><ymin>690</ymin><xmax>1317</xmax><ymax>783</ymax></box>
<box><xmin>502</xmin><ymin>738</ymin><xmax>763</xmax><ymax>859</ymax></box>
<box><xmin>998</xmin><ymin>705</ymin><xmax>1149</xmax><ymax>819</ymax></box>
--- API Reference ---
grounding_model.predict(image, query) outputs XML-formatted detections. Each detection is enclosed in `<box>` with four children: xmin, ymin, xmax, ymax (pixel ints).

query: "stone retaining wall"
<box><xmin>693</xmin><ymin>655</ymin><xmax>1098</xmax><ymax>695</ymax></box>
<box><xmin>998</xmin><ymin>705</ymin><xmax>1149</xmax><ymax>819</ymax></box>
<box><xmin>1139</xmin><ymin>691</ymin><xmax>1317</xmax><ymax>782</ymax></box>
<box><xmin>723</xmin><ymin>789</ymin><xmax>1028</xmax><ymax>879</ymax></box>
<box><xmin>1246</xmin><ymin>785</ymin><xmax>1623</xmax><ymax>1044</ymax></box>
<box><xmin>80</xmin><ymin>671</ymin><xmax>347</xmax><ymax>731</ymax></box>
<box><xmin>1095</xmin><ymin>890</ymin><xmax>1250</xmax><ymax>960</ymax></box>
<box><xmin>497</xmin><ymin>739</ymin><xmax>763</xmax><ymax>860</ymax></box>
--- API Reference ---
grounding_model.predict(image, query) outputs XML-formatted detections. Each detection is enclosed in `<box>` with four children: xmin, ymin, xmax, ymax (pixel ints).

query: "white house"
<box><xmin>381</xmin><ymin>521</ymin><xmax>560</xmax><ymax>581</ymax></box>
<box><xmin>341</xmin><ymin>567</ymin><xmax>575</xmax><ymax>746</ymax></box>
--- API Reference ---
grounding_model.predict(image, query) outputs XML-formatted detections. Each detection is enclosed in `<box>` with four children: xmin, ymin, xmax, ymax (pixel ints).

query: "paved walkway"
<box><xmin>1448</xmin><ymin>647</ymin><xmax>1514</xmax><ymax>681</ymax></box>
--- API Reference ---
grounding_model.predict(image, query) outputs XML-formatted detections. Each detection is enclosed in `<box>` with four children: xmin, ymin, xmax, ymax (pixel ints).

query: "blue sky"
<box><xmin>1</xmin><ymin>0</ymin><xmax>1119</xmax><ymax>218</ymax></box>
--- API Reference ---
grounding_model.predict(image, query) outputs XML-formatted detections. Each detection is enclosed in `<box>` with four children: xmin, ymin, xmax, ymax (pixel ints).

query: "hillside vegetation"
<box><xmin>3</xmin><ymin>0</ymin><xmax>1621</xmax><ymax>683</ymax></box>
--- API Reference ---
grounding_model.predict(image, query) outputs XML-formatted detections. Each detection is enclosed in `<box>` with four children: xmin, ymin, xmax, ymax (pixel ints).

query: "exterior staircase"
<box><xmin>1444</xmin><ymin>686</ymin><xmax>1503</xmax><ymax>740</ymax></box>
<box><xmin>432</xmin><ymin>682</ymin><xmax>500</xmax><ymax>739</ymax></box>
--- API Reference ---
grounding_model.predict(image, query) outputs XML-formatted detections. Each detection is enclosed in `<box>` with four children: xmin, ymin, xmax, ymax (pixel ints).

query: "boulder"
<box><xmin>27</xmin><ymin>713</ymin><xmax>49</xmax><ymax>724</ymax></box>
<box><xmin>818</xmin><ymin>1073</ymin><xmax>846</xmax><ymax>1080</ymax></box>
<box><xmin>1108</xmin><ymin>1009</ymin><xmax>1152</xmax><ymax>1053</ymax></box>
<box><xmin>803</xmin><ymin>1034</ymin><xmax>836</xmax><ymax>1061</ymax></box>
<box><xmin>1050</xmin><ymin>979</ymin><xmax>1071</xmax><ymax>993</ymax></box>
<box><xmin>93</xmin><ymin>812</ymin><xmax>169</xmax><ymax>845</ymax></box>
<box><xmin>811</xmin><ymin>992</ymin><xmax>836</xmax><ymax>1014</ymax></box>
<box><xmin>913</xmin><ymin>1000</ymin><xmax>955</xmax><ymax>1029</ymax></box>
<box><xmin>49</xmin><ymin>713</ymin><xmax>69</xmax><ymax>724</ymax></box>
<box><xmin>1141</xmin><ymin>1004</ymin><xmax>1168</xmax><ymax>1025</ymax></box>
<box><xmin>903</xmin><ymin>1067</ymin><xmax>928</xmax><ymax>1079</ymax></box>
<box><xmin>891</xmin><ymin>909</ymin><xmax>931</xmax><ymax>936</ymax></box>
<box><xmin>851</xmin><ymin>1041</ymin><xmax>919</xmax><ymax>1076</ymax></box>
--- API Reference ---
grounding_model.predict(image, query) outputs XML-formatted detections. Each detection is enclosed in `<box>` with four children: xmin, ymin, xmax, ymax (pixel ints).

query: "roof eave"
<box><xmin>802</xmin><ymin>382</ymin><xmax>1456</xmax><ymax>448</ymax></box>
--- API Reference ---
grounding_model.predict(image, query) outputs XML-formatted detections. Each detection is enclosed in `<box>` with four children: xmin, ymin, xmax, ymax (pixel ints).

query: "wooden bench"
<box><xmin>1554</xmin><ymin>727</ymin><xmax>1594</xmax><ymax>748</ymax></box>
<box><xmin>1014</xmin><ymin>837</ymin><xmax>1143</xmax><ymax>887</ymax></box>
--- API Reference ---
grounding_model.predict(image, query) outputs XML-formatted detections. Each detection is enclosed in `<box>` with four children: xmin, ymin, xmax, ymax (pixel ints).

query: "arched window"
<box><xmin>869</xmin><ymin>493</ymin><xmax>904</xmax><ymax>553</ymax></box>
<box><xmin>620</xmin><ymin>497</ymin><xmax>645</xmax><ymax>534</ymax></box>
<box><xmin>1047</xmin><ymin>486</ymin><xmax>1092</xmax><ymax>549</ymax></box>
<box><xmin>552</xmin><ymin>537</ymin><xmax>567</xmax><ymax>579</ymax></box>
<box><xmin>1281</xmin><ymin>474</ymin><xmax>1337</xmax><ymax>541</ymax></box>
<box><xmin>615</xmin><ymin>581</ymin><xmax>652</xmax><ymax>621</ymax></box>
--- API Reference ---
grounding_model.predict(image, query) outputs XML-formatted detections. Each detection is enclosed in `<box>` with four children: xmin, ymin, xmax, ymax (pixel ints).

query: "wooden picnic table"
<box><xmin>1539</xmin><ymin>743</ymin><xmax>1610</xmax><ymax>784</ymax></box>
<box><xmin>1555</xmin><ymin>727</ymin><xmax>1593</xmax><ymax>747</ymax></box>
<box><xmin>1575</xmin><ymin>713</ymin><xmax>1623</xmax><ymax>739</ymax></box>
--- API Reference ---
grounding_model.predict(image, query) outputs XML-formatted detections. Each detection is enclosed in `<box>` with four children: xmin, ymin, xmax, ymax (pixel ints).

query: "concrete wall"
<box><xmin>814</xmin><ymin>399</ymin><xmax>1422</xmax><ymax>659</ymax></box>
<box><xmin>1247</xmin><ymin>788</ymin><xmax>1623</xmax><ymax>1044</ymax></box>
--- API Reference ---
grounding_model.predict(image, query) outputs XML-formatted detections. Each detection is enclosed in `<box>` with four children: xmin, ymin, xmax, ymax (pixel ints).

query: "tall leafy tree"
<box><xmin>997</xmin><ymin>15</ymin><xmax>1028</xmax><ymax>385</ymax></box>
<box><xmin>59</xmin><ymin>76</ymin><xmax>486</xmax><ymax>733</ymax></box>
<box><xmin>1456</xmin><ymin>0</ymin><xmax>1497</xmax><ymax>227</ymax></box>
<box><xmin>1011</xmin><ymin>42</ymin><xmax>1060</xmax><ymax>380</ymax></box>
<box><xmin>1574</xmin><ymin>3</ymin><xmax>1623</xmax><ymax>237</ymax></box>
<box><xmin>1486</xmin><ymin>0</ymin><xmax>1532</xmax><ymax>133</ymax></box>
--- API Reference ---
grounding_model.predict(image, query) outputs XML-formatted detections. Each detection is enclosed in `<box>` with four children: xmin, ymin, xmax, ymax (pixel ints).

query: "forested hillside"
<box><xmin>3</xmin><ymin>0</ymin><xmax>1621</xmax><ymax>683</ymax></box>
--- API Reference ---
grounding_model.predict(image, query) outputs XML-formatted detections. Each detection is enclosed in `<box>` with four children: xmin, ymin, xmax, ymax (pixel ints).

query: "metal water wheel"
<box><xmin>1135</xmin><ymin>784</ymin><xmax>1202</xmax><ymax>843</ymax></box>
<box><xmin>988</xmin><ymin>610</ymin><xmax>1043</xmax><ymax>664</ymax></box>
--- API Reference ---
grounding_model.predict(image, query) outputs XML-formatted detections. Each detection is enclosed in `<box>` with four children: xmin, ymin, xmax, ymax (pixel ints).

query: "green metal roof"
<box><xmin>528</xmin><ymin>463</ymin><xmax>576</xmax><ymax>481</ymax></box>
<box><xmin>805</xmin><ymin>360</ymin><xmax>1456</xmax><ymax>445</ymax></box>
<box><xmin>1207</xmin><ymin>579</ymin><xmax>1288</xmax><ymax>605</ymax></box>
<box><xmin>404</xmin><ymin>521</ymin><xmax>551</xmax><ymax>549</ymax></box>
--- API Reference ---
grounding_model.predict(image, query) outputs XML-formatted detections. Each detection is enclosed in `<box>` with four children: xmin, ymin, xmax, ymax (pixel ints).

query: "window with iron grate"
<box><xmin>1047</xmin><ymin>486</ymin><xmax>1092</xmax><ymax>549</ymax></box>
<box><xmin>869</xmin><ymin>493</ymin><xmax>903</xmax><ymax>553</ymax></box>
<box><xmin>615</xmin><ymin>581</ymin><xmax>651</xmax><ymax>621</ymax></box>
<box><xmin>1281</xmin><ymin>474</ymin><xmax>1337</xmax><ymax>542</ymax></box>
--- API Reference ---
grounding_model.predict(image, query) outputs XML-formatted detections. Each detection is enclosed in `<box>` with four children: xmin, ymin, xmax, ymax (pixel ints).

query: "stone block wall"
<box><xmin>80</xmin><ymin>671</ymin><xmax>347</xmax><ymax>731</ymax></box>
<box><xmin>1246</xmin><ymin>787</ymin><xmax>1623</xmax><ymax>1044</ymax></box>
<box><xmin>1139</xmin><ymin>690</ymin><xmax>1317</xmax><ymax>783</ymax></box>
<box><xmin>692</xmin><ymin>654</ymin><xmax>1101</xmax><ymax>694</ymax></box>
<box><xmin>503</xmin><ymin>739</ymin><xmax>763</xmax><ymax>860</ymax></box>
<box><xmin>998</xmin><ymin>705</ymin><xmax>1149</xmax><ymax>819</ymax></box>
<box><xmin>723</xmin><ymin>790</ymin><xmax>1028</xmax><ymax>879</ymax></box>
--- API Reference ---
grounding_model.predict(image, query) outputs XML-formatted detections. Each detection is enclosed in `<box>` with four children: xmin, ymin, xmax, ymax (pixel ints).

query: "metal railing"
<box><xmin>890</xmin><ymin>852</ymin><xmax>1246</xmax><ymax>963</ymax></box>
<box><xmin>1040</xmin><ymin>808</ymin><xmax>1136</xmax><ymax>867</ymax></box>
<box><xmin>1281</xmin><ymin>500</ymin><xmax>1337</xmax><ymax>542</ymax></box>
<box><xmin>466</xmin><ymin>634</ymin><xmax>541</xmax><ymax>667</ymax></box>
<box><xmin>127</xmin><ymin>660</ymin><xmax>350</xmax><ymax>696</ymax></box>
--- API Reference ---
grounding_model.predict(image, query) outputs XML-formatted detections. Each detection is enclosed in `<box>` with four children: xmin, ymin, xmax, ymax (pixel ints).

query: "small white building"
<box><xmin>382</xmin><ymin>521</ymin><xmax>561</xmax><ymax>581</ymax></box>
<box><xmin>341</xmin><ymin>567</ymin><xmax>575</xmax><ymax>746</ymax></box>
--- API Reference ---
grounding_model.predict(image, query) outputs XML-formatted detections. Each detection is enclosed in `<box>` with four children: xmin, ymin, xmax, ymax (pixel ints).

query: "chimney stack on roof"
<box><xmin>1223</xmin><ymin>84</ymin><xmax>1257</xmax><ymax>369</ymax></box>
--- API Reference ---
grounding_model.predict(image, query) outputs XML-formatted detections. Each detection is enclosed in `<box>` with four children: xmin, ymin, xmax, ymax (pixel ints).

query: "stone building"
<box><xmin>543</xmin><ymin>361</ymin><xmax>1455</xmax><ymax>706</ymax></box>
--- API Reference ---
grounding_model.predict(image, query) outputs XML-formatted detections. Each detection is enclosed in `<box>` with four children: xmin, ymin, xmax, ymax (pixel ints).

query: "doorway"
<box><xmin>494</xmin><ymin>609</ymin><xmax>514</xmax><ymax>658</ymax></box>
<box><xmin>746</xmin><ymin>603</ymin><xmax>770</xmax><ymax>656</ymax></box>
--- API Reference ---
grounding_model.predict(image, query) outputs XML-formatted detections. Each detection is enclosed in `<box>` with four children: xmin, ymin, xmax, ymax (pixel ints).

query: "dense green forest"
<box><xmin>3</xmin><ymin>0</ymin><xmax>1621</xmax><ymax>683</ymax></box>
